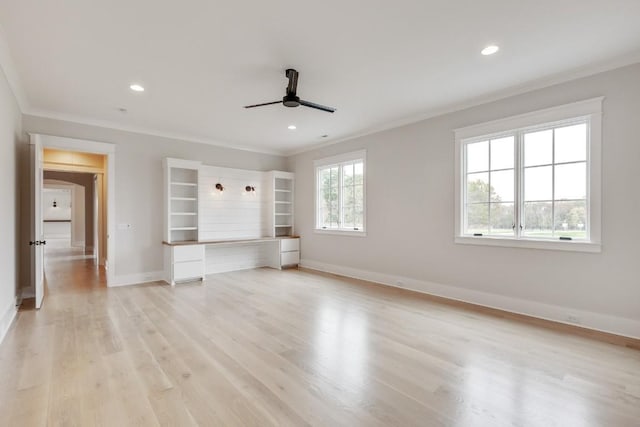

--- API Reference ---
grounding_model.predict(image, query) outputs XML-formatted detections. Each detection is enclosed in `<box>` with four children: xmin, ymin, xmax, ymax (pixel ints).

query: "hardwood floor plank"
<box><xmin>1</xmin><ymin>249</ymin><xmax>638</xmax><ymax>426</ymax></box>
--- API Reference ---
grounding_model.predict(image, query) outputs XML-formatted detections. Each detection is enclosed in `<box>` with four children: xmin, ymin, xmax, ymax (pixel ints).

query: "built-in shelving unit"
<box><xmin>163</xmin><ymin>159</ymin><xmax>299</xmax><ymax>284</ymax></box>
<box><xmin>164</xmin><ymin>158</ymin><xmax>202</xmax><ymax>243</ymax></box>
<box><xmin>268</xmin><ymin>172</ymin><xmax>294</xmax><ymax>237</ymax></box>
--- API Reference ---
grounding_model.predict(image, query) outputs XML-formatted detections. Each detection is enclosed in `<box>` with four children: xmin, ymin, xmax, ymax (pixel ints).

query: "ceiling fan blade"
<box><xmin>299</xmin><ymin>99</ymin><xmax>336</xmax><ymax>113</ymax></box>
<box><xmin>286</xmin><ymin>69</ymin><xmax>299</xmax><ymax>95</ymax></box>
<box><xmin>243</xmin><ymin>101</ymin><xmax>282</xmax><ymax>109</ymax></box>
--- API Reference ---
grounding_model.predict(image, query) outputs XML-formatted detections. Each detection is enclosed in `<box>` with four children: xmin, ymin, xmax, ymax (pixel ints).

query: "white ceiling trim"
<box><xmin>0</xmin><ymin>24</ymin><xmax>28</xmax><ymax>112</ymax></box>
<box><xmin>286</xmin><ymin>50</ymin><xmax>640</xmax><ymax>157</ymax></box>
<box><xmin>24</xmin><ymin>108</ymin><xmax>287</xmax><ymax>156</ymax></box>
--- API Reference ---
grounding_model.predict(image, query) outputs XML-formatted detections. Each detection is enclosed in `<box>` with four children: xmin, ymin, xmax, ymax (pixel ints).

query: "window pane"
<box><xmin>555</xmin><ymin>123</ymin><xmax>587</xmax><ymax>163</ymax></box>
<box><xmin>343</xmin><ymin>185</ymin><xmax>354</xmax><ymax>211</ymax></box>
<box><xmin>490</xmin><ymin>136</ymin><xmax>514</xmax><ymax>170</ymax></box>
<box><xmin>343</xmin><ymin>205</ymin><xmax>355</xmax><ymax>228</ymax></box>
<box><xmin>489</xmin><ymin>203</ymin><xmax>514</xmax><ymax>236</ymax></box>
<box><xmin>343</xmin><ymin>162</ymin><xmax>354</xmax><ymax>186</ymax></box>
<box><xmin>466</xmin><ymin>204</ymin><xmax>489</xmax><ymax>235</ymax></box>
<box><xmin>490</xmin><ymin>169</ymin><xmax>514</xmax><ymax>202</ymax></box>
<box><xmin>330</xmin><ymin>166</ymin><xmax>339</xmax><ymax>188</ymax></box>
<box><xmin>466</xmin><ymin>141</ymin><xmax>489</xmax><ymax>173</ymax></box>
<box><xmin>555</xmin><ymin>162</ymin><xmax>586</xmax><ymax>200</ymax></box>
<box><xmin>554</xmin><ymin>200</ymin><xmax>587</xmax><ymax>239</ymax></box>
<box><xmin>524</xmin><ymin>166</ymin><xmax>552</xmax><ymax>201</ymax></box>
<box><xmin>466</xmin><ymin>172</ymin><xmax>489</xmax><ymax>203</ymax></box>
<box><xmin>523</xmin><ymin>202</ymin><xmax>553</xmax><ymax>238</ymax></box>
<box><xmin>524</xmin><ymin>129</ymin><xmax>552</xmax><ymax>166</ymax></box>
<box><xmin>354</xmin><ymin>162</ymin><xmax>364</xmax><ymax>185</ymax></box>
<box><xmin>355</xmin><ymin>195</ymin><xmax>364</xmax><ymax>229</ymax></box>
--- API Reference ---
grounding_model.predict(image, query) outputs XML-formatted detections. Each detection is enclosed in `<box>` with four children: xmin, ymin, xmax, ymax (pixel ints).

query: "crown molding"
<box><xmin>24</xmin><ymin>108</ymin><xmax>287</xmax><ymax>157</ymax></box>
<box><xmin>286</xmin><ymin>51</ymin><xmax>640</xmax><ymax>157</ymax></box>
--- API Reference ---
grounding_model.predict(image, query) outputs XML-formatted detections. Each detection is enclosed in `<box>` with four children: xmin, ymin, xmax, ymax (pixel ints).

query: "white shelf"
<box><xmin>171</xmin><ymin>197</ymin><xmax>197</xmax><ymax>201</ymax></box>
<box><xmin>171</xmin><ymin>182</ymin><xmax>198</xmax><ymax>187</ymax></box>
<box><xmin>275</xmin><ymin>213</ymin><xmax>291</xmax><ymax>216</ymax></box>
<box><xmin>274</xmin><ymin>189</ymin><xmax>291</xmax><ymax>193</ymax></box>
<box><xmin>171</xmin><ymin>212</ymin><xmax>197</xmax><ymax>216</ymax></box>
<box><xmin>275</xmin><ymin>225</ymin><xmax>292</xmax><ymax>228</ymax></box>
<box><xmin>275</xmin><ymin>201</ymin><xmax>291</xmax><ymax>204</ymax></box>
<box><xmin>171</xmin><ymin>227</ymin><xmax>198</xmax><ymax>231</ymax></box>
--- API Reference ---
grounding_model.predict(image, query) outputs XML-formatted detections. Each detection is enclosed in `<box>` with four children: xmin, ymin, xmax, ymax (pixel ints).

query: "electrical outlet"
<box><xmin>566</xmin><ymin>315</ymin><xmax>581</xmax><ymax>324</ymax></box>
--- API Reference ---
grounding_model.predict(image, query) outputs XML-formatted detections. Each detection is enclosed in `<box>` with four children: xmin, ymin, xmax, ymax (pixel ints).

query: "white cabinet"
<box><xmin>164</xmin><ymin>158</ymin><xmax>201</xmax><ymax>243</ymax></box>
<box><xmin>164</xmin><ymin>244</ymin><xmax>205</xmax><ymax>285</ymax></box>
<box><xmin>280</xmin><ymin>237</ymin><xmax>300</xmax><ymax>268</ymax></box>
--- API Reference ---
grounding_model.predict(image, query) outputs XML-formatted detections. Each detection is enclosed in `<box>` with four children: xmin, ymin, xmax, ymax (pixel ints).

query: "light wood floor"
<box><xmin>1</xmin><ymin>251</ymin><xmax>639</xmax><ymax>426</ymax></box>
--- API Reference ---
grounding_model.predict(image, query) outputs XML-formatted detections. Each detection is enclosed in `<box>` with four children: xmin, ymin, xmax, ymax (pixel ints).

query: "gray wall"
<box><xmin>0</xmin><ymin>65</ymin><xmax>22</xmax><ymax>339</ymax></box>
<box><xmin>43</xmin><ymin>171</ymin><xmax>95</xmax><ymax>249</ymax></box>
<box><xmin>288</xmin><ymin>62</ymin><xmax>640</xmax><ymax>337</ymax></box>
<box><xmin>22</xmin><ymin>116</ymin><xmax>287</xmax><ymax>281</ymax></box>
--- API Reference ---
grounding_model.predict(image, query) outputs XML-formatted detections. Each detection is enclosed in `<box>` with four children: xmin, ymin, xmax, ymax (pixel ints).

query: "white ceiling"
<box><xmin>1</xmin><ymin>0</ymin><xmax>639</xmax><ymax>154</ymax></box>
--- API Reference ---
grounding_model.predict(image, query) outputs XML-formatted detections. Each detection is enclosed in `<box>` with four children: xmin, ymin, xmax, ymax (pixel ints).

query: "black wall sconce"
<box><xmin>245</xmin><ymin>185</ymin><xmax>256</xmax><ymax>193</ymax></box>
<box><xmin>215</xmin><ymin>183</ymin><xmax>224</xmax><ymax>192</ymax></box>
<box><xmin>52</xmin><ymin>199</ymin><xmax>58</xmax><ymax>208</ymax></box>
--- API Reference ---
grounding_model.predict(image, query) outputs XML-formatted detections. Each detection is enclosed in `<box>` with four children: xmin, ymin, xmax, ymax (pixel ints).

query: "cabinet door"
<box><xmin>280</xmin><ymin>238</ymin><xmax>299</xmax><ymax>252</ymax></box>
<box><xmin>281</xmin><ymin>251</ymin><xmax>300</xmax><ymax>266</ymax></box>
<box><xmin>174</xmin><ymin>260</ymin><xmax>204</xmax><ymax>280</ymax></box>
<box><xmin>174</xmin><ymin>245</ymin><xmax>204</xmax><ymax>262</ymax></box>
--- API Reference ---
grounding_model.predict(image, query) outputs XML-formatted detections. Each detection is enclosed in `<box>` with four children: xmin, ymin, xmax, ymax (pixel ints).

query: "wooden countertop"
<box><xmin>163</xmin><ymin>236</ymin><xmax>299</xmax><ymax>246</ymax></box>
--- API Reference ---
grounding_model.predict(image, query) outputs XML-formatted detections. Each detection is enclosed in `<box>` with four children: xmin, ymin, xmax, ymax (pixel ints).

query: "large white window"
<box><xmin>315</xmin><ymin>150</ymin><xmax>366</xmax><ymax>235</ymax></box>
<box><xmin>454</xmin><ymin>98</ymin><xmax>602</xmax><ymax>252</ymax></box>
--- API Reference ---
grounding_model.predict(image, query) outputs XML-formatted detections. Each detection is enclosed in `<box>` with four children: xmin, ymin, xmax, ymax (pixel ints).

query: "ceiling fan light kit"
<box><xmin>244</xmin><ymin>69</ymin><xmax>336</xmax><ymax>113</ymax></box>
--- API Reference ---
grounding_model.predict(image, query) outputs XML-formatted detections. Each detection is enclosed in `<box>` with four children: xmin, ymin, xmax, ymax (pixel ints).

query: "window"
<box><xmin>315</xmin><ymin>150</ymin><xmax>366</xmax><ymax>235</ymax></box>
<box><xmin>455</xmin><ymin>98</ymin><xmax>602</xmax><ymax>252</ymax></box>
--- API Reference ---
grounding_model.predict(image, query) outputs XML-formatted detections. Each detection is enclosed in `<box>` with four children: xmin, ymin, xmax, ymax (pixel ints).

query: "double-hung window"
<box><xmin>315</xmin><ymin>150</ymin><xmax>366</xmax><ymax>235</ymax></box>
<box><xmin>454</xmin><ymin>98</ymin><xmax>602</xmax><ymax>252</ymax></box>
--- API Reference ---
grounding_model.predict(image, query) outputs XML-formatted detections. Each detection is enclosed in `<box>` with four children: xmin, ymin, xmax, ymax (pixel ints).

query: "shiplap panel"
<box><xmin>199</xmin><ymin>166</ymin><xmax>271</xmax><ymax>240</ymax></box>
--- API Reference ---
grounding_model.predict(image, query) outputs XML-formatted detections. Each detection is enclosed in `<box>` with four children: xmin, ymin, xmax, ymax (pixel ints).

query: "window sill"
<box><xmin>455</xmin><ymin>236</ymin><xmax>601</xmax><ymax>253</ymax></box>
<box><xmin>314</xmin><ymin>229</ymin><xmax>367</xmax><ymax>237</ymax></box>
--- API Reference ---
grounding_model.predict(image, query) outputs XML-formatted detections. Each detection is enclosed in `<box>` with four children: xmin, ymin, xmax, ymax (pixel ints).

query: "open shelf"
<box><xmin>171</xmin><ymin>182</ymin><xmax>198</xmax><ymax>187</ymax></box>
<box><xmin>171</xmin><ymin>227</ymin><xmax>198</xmax><ymax>231</ymax></box>
<box><xmin>172</xmin><ymin>212</ymin><xmax>197</xmax><ymax>216</ymax></box>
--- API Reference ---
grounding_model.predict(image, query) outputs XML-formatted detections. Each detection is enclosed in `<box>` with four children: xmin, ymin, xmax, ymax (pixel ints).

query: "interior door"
<box><xmin>30</xmin><ymin>135</ymin><xmax>44</xmax><ymax>309</ymax></box>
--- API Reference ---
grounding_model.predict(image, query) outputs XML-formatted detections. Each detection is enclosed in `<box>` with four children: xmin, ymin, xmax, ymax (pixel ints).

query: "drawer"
<box><xmin>280</xmin><ymin>238</ymin><xmax>299</xmax><ymax>253</ymax></box>
<box><xmin>174</xmin><ymin>245</ymin><xmax>204</xmax><ymax>262</ymax></box>
<box><xmin>281</xmin><ymin>250</ymin><xmax>300</xmax><ymax>266</ymax></box>
<box><xmin>173</xmin><ymin>260</ymin><xmax>204</xmax><ymax>280</ymax></box>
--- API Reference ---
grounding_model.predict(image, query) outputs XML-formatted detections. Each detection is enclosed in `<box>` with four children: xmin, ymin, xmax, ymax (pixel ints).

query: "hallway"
<box><xmin>43</xmin><ymin>246</ymin><xmax>105</xmax><ymax>296</ymax></box>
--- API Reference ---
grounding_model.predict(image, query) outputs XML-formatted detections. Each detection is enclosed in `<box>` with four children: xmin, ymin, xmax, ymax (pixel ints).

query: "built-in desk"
<box><xmin>162</xmin><ymin>236</ymin><xmax>300</xmax><ymax>285</ymax></box>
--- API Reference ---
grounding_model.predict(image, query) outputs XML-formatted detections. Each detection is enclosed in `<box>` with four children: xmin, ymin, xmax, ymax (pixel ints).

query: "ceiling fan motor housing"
<box><xmin>283</xmin><ymin>94</ymin><xmax>300</xmax><ymax>108</ymax></box>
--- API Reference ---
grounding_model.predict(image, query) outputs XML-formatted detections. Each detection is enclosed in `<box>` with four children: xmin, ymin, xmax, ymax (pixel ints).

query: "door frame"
<box><xmin>30</xmin><ymin>134</ymin><xmax>116</xmax><ymax>286</ymax></box>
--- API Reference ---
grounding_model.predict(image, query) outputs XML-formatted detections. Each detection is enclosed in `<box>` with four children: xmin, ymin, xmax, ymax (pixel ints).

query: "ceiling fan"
<box><xmin>244</xmin><ymin>69</ymin><xmax>336</xmax><ymax>113</ymax></box>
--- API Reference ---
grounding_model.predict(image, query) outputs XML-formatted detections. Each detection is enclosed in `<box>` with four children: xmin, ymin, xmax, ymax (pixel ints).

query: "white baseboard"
<box><xmin>300</xmin><ymin>259</ymin><xmax>640</xmax><ymax>340</ymax></box>
<box><xmin>0</xmin><ymin>302</ymin><xmax>18</xmax><ymax>346</ymax></box>
<box><xmin>108</xmin><ymin>270</ymin><xmax>165</xmax><ymax>287</ymax></box>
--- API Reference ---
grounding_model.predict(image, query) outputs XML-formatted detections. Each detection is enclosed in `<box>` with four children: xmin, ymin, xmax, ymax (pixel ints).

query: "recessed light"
<box><xmin>481</xmin><ymin>45</ymin><xmax>499</xmax><ymax>56</ymax></box>
<box><xmin>129</xmin><ymin>83</ymin><xmax>145</xmax><ymax>92</ymax></box>
<box><xmin>288</xmin><ymin>125</ymin><xmax>296</xmax><ymax>130</ymax></box>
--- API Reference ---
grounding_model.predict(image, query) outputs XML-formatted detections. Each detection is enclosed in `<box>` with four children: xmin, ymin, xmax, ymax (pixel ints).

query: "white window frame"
<box><xmin>454</xmin><ymin>97</ymin><xmax>603</xmax><ymax>253</ymax></box>
<box><xmin>314</xmin><ymin>150</ymin><xmax>367</xmax><ymax>236</ymax></box>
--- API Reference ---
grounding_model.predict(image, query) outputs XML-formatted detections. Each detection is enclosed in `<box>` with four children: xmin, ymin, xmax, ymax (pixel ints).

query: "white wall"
<box><xmin>289</xmin><ymin>62</ymin><xmax>640</xmax><ymax>338</ymax></box>
<box><xmin>22</xmin><ymin>116</ymin><xmax>287</xmax><ymax>285</ymax></box>
<box><xmin>0</xmin><ymin>65</ymin><xmax>21</xmax><ymax>343</ymax></box>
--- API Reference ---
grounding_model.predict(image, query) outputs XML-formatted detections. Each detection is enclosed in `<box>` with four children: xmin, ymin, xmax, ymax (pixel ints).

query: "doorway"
<box><xmin>42</xmin><ymin>170</ymin><xmax>104</xmax><ymax>294</ymax></box>
<box><xmin>25</xmin><ymin>134</ymin><xmax>116</xmax><ymax>308</ymax></box>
